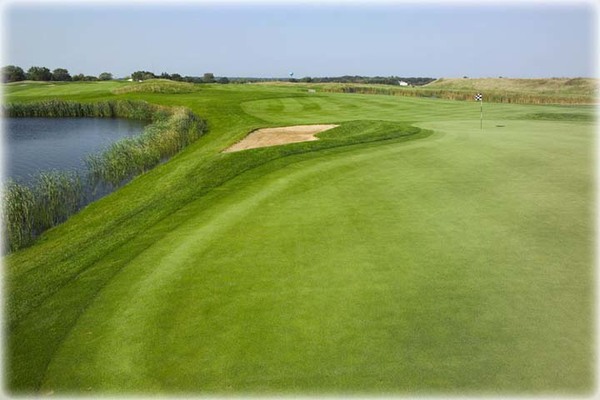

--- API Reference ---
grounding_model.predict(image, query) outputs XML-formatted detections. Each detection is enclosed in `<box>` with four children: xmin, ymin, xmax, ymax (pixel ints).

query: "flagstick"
<box><xmin>480</xmin><ymin>98</ymin><xmax>483</xmax><ymax>130</ymax></box>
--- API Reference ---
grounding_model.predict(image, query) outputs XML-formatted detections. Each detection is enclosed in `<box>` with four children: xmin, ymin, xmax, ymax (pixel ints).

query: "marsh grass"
<box><xmin>86</xmin><ymin>107</ymin><xmax>205</xmax><ymax>185</ymax></box>
<box><xmin>2</xmin><ymin>101</ymin><xmax>207</xmax><ymax>252</ymax></box>
<box><xmin>2</xmin><ymin>171</ymin><xmax>81</xmax><ymax>252</ymax></box>
<box><xmin>3</xmin><ymin>99</ymin><xmax>164</xmax><ymax>119</ymax></box>
<box><xmin>2</xmin><ymin>181</ymin><xmax>35</xmax><ymax>252</ymax></box>
<box><xmin>32</xmin><ymin>171</ymin><xmax>83</xmax><ymax>231</ymax></box>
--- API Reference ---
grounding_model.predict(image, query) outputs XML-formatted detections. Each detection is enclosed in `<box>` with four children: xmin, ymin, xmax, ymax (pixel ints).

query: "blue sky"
<box><xmin>2</xmin><ymin>2</ymin><xmax>597</xmax><ymax>78</ymax></box>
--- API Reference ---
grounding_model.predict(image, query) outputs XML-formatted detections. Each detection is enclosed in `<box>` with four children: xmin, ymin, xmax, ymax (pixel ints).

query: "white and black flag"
<box><xmin>475</xmin><ymin>93</ymin><xmax>483</xmax><ymax>129</ymax></box>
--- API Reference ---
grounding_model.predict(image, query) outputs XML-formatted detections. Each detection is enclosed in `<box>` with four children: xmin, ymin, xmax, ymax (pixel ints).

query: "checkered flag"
<box><xmin>474</xmin><ymin>93</ymin><xmax>483</xmax><ymax>101</ymax></box>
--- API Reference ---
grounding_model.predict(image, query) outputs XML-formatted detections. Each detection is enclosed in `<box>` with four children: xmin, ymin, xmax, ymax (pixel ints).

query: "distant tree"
<box><xmin>170</xmin><ymin>73</ymin><xmax>182</xmax><ymax>81</ymax></box>
<box><xmin>26</xmin><ymin>66</ymin><xmax>52</xmax><ymax>81</ymax></box>
<box><xmin>72</xmin><ymin>73</ymin><xmax>85</xmax><ymax>81</ymax></box>
<box><xmin>51</xmin><ymin>68</ymin><xmax>72</xmax><ymax>81</ymax></box>
<box><xmin>159</xmin><ymin>72</ymin><xmax>171</xmax><ymax>80</ymax></box>
<box><xmin>202</xmin><ymin>72</ymin><xmax>215</xmax><ymax>83</ymax></box>
<box><xmin>184</xmin><ymin>76</ymin><xmax>203</xmax><ymax>83</ymax></box>
<box><xmin>463</xmin><ymin>76</ymin><xmax>468</xmax><ymax>79</ymax></box>
<box><xmin>2</xmin><ymin>65</ymin><xmax>26</xmax><ymax>82</ymax></box>
<box><xmin>301</xmin><ymin>76</ymin><xmax>313</xmax><ymax>83</ymax></box>
<box><xmin>98</xmin><ymin>72</ymin><xmax>113</xmax><ymax>81</ymax></box>
<box><xmin>217</xmin><ymin>77</ymin><xmax>230</xmax><ymax>84</ymax></box>
<box><xmin>83</xmin><ymin>75</ymin><xmax>98</xmax><ymax>81</ymax></box>
<box><xmin>131</xmin><ymin>70</ymin><xmax>156</xmax><ymax>81</ymax></box>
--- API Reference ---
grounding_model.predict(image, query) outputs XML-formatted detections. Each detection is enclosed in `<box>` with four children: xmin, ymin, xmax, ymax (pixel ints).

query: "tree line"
<box><xmin>2</xmin><ymin>65</ymin><xmax>113</xmax><ymax>83</ymax></box>
<box><xmin>129</xmin><ymin>71</ymin><xmax>228</xmax><ymax>84</ymax></box>
<box><xmin>2</xmin><ymin>65</ymin><xmax>434</xmax><ymax>87</ymax></box>
<box><xmin>2</xmin><ymin>66</ymin><xmax>228</xmax><ymax>84</ymax></box>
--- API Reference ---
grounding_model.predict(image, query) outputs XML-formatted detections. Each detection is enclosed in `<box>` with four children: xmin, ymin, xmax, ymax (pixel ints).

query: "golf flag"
<box><xmin>474</xmin><ymin>93</ymin><xmax>483</xmax><ymax>129</ymax></box>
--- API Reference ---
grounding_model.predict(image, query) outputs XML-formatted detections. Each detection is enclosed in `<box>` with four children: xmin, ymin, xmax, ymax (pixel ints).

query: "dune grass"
<box><xmin>2</xmin><ymin>81</ymin><xmax>595</xmax><ymax>395</ymax></box>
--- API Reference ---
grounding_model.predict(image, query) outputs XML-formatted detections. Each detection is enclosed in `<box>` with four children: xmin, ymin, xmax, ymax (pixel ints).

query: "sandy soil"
<box><xmin>223</xmin><ymin>124</ymin><xmax>339</xmax><ymax>153</ymax></box>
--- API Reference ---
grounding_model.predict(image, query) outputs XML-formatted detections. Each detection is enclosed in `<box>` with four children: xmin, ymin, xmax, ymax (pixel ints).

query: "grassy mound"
<box><xmin>112</xmin><ymin>79</ymin><xmax>199</xmax><ymax>94</ymax></box>
<box><xmin>425</xmin><ymin>77</ymin><xmax>598</xmax><ymax>96</ymax></box>
<box><xmin>422</xmin><ymin>77</ymin><xmax>598</xmax><ymax>104</ymax></box>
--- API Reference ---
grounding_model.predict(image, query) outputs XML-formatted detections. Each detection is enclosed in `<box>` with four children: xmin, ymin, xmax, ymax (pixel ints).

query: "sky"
<box><xmin>1</xmin><ymin>1</ymin><xmax>597</xmax><ymax>79</ymax></box>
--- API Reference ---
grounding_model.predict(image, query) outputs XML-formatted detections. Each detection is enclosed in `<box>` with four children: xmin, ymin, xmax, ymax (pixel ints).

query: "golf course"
<box><xmin>3</xmin><ymin>79</ymin><xmax>596</xmax><ymax>395</ymax></box>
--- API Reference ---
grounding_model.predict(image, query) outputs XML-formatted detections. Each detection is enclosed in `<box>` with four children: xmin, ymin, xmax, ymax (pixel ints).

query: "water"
<box><xmin>4</xmin><ymin>117</ymin><xmax>146</xmax><ymax>184</ymax></box>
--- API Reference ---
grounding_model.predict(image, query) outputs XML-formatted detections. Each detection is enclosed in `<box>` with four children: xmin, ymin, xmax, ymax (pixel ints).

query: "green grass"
<box><xmin>2</xmin><ymin>81</ymin><xmax>595</xmax><ymax>395</ymax></box>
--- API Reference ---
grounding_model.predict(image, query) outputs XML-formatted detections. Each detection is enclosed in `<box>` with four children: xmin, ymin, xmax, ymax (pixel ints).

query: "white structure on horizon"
<box><xmin>398</xmin><ymin>80</ymin><xmax>409</xmax><ymax>86</ymax></box>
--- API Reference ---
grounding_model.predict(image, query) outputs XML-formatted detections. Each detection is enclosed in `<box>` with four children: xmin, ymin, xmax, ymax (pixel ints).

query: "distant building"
<box><xmin>398</xmin><ymin>80</ymin><xmax>409</xmax><ymax>87</ymax></box>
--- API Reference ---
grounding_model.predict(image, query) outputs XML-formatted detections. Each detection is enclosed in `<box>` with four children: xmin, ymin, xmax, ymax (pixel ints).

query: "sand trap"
<box><xmin>223</xmin><ymin>124</ymin><xmax>339</xmax><ymax>153</ymax></box>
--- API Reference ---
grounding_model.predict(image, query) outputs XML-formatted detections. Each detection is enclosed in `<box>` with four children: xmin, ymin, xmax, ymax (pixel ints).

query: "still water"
<box><xmin>4</xmin><ymin>117</ymin><xmax>146</xmax><ymax>184</ymax></box>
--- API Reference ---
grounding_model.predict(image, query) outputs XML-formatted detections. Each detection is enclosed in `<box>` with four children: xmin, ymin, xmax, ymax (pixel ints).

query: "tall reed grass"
<box><xmin>2</xmin><ymin>171</ymin><xmax>81</xmax><ymax>252</ymax></box>
<box><xmin>86</xmin><ymin>107</ymin><xmax>205</xmax><ymax>185</ymax></box>
<box><xmin>2</xmin><ymin>100</ymin><xmax>207</xmax><ymax>252</ymax></box>
<box><xmin>3</xmin><ymin>99</ymin><xmax>162</xmax><ymax>120</ymax></box>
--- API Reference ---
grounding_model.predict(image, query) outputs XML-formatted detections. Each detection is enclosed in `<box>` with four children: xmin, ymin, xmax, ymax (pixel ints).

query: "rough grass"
<box><xmin>2</xmin><ymin>81</ymin><xmax>595</xmax><ymax>395</ymax></box>
<box><xmin>426</xmin><ymin>77</ymin><xmax>598</xmax><ymax>96</ymax></box>
<box><xmin>112</xmin><ymin>79</ymin><xmax>199</xmax><ymax>94</ymax></box>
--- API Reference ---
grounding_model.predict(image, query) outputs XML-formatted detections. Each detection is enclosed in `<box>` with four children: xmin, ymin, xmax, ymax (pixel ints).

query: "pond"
<box><xmin>4</xmin><ymin>117</ymin><xmax>146</xmax><ymax>184</ymax></box>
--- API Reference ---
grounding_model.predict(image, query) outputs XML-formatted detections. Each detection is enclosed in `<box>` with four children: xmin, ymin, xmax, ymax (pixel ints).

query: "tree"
<box><xmin>202</xmin><ymin>72</ymin><xmax>215</xmax><ymax>83</ymax></box>
<box><xmin>131</xmin><ymin>71</ymin><xmax>156</xmax><ymax>81</ymax></box>
<box><xmin>217</xmin><ymin>77</ymin><xmax>230</xmax><ymax>84</ymax></box>
<box><xmin>170</xmin><ymin>73</ymin><xmax>182</xmax><ymax>81</ymax></box>
<box><xmin>72</xmin><ymin>73</ymin><xmax>85</xmax><ymax>81</ymax></box>
<box><xmin>26</xmin><ymin>66</ymin><xmax>52</xmax><ymax>81</ymax></box>
<box><xmin>1</xmin><ymin>65</ymin><xmax>26</xmax><ymax>83</ymax></box>
<box><xmin>98</xmin><ymin>72</ymin><xmax>113</xmax><ymax>81</ymax></box>
<box><xmin>51</xmin><ymin>68</ymin><xmax>72</xmax><ymax>81</ymax></box>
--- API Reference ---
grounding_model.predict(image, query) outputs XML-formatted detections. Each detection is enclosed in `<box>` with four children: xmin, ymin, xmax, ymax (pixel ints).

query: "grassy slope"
<box><xmin>425</xmin><ymin>77</ymin><xmax>598</xmax><ymax>96</ymax></box>
<box><xmin>3</xmin><ymin>82</ymin><xmax>595</xmax><ymax>395</ymax></box>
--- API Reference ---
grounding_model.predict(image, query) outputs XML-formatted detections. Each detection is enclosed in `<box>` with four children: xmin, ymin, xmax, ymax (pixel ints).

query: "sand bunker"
<box><xmin>223</xmin><ymin>124</ymin><xmax>339</xmax><ymax>153</ymax></box>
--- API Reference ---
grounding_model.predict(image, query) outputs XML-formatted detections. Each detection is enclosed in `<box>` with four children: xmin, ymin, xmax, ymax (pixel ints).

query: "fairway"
<box><xmin>3</xmin><ymin>82</ymin><xmax>595</xmax><ymax>395</ymax></box>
